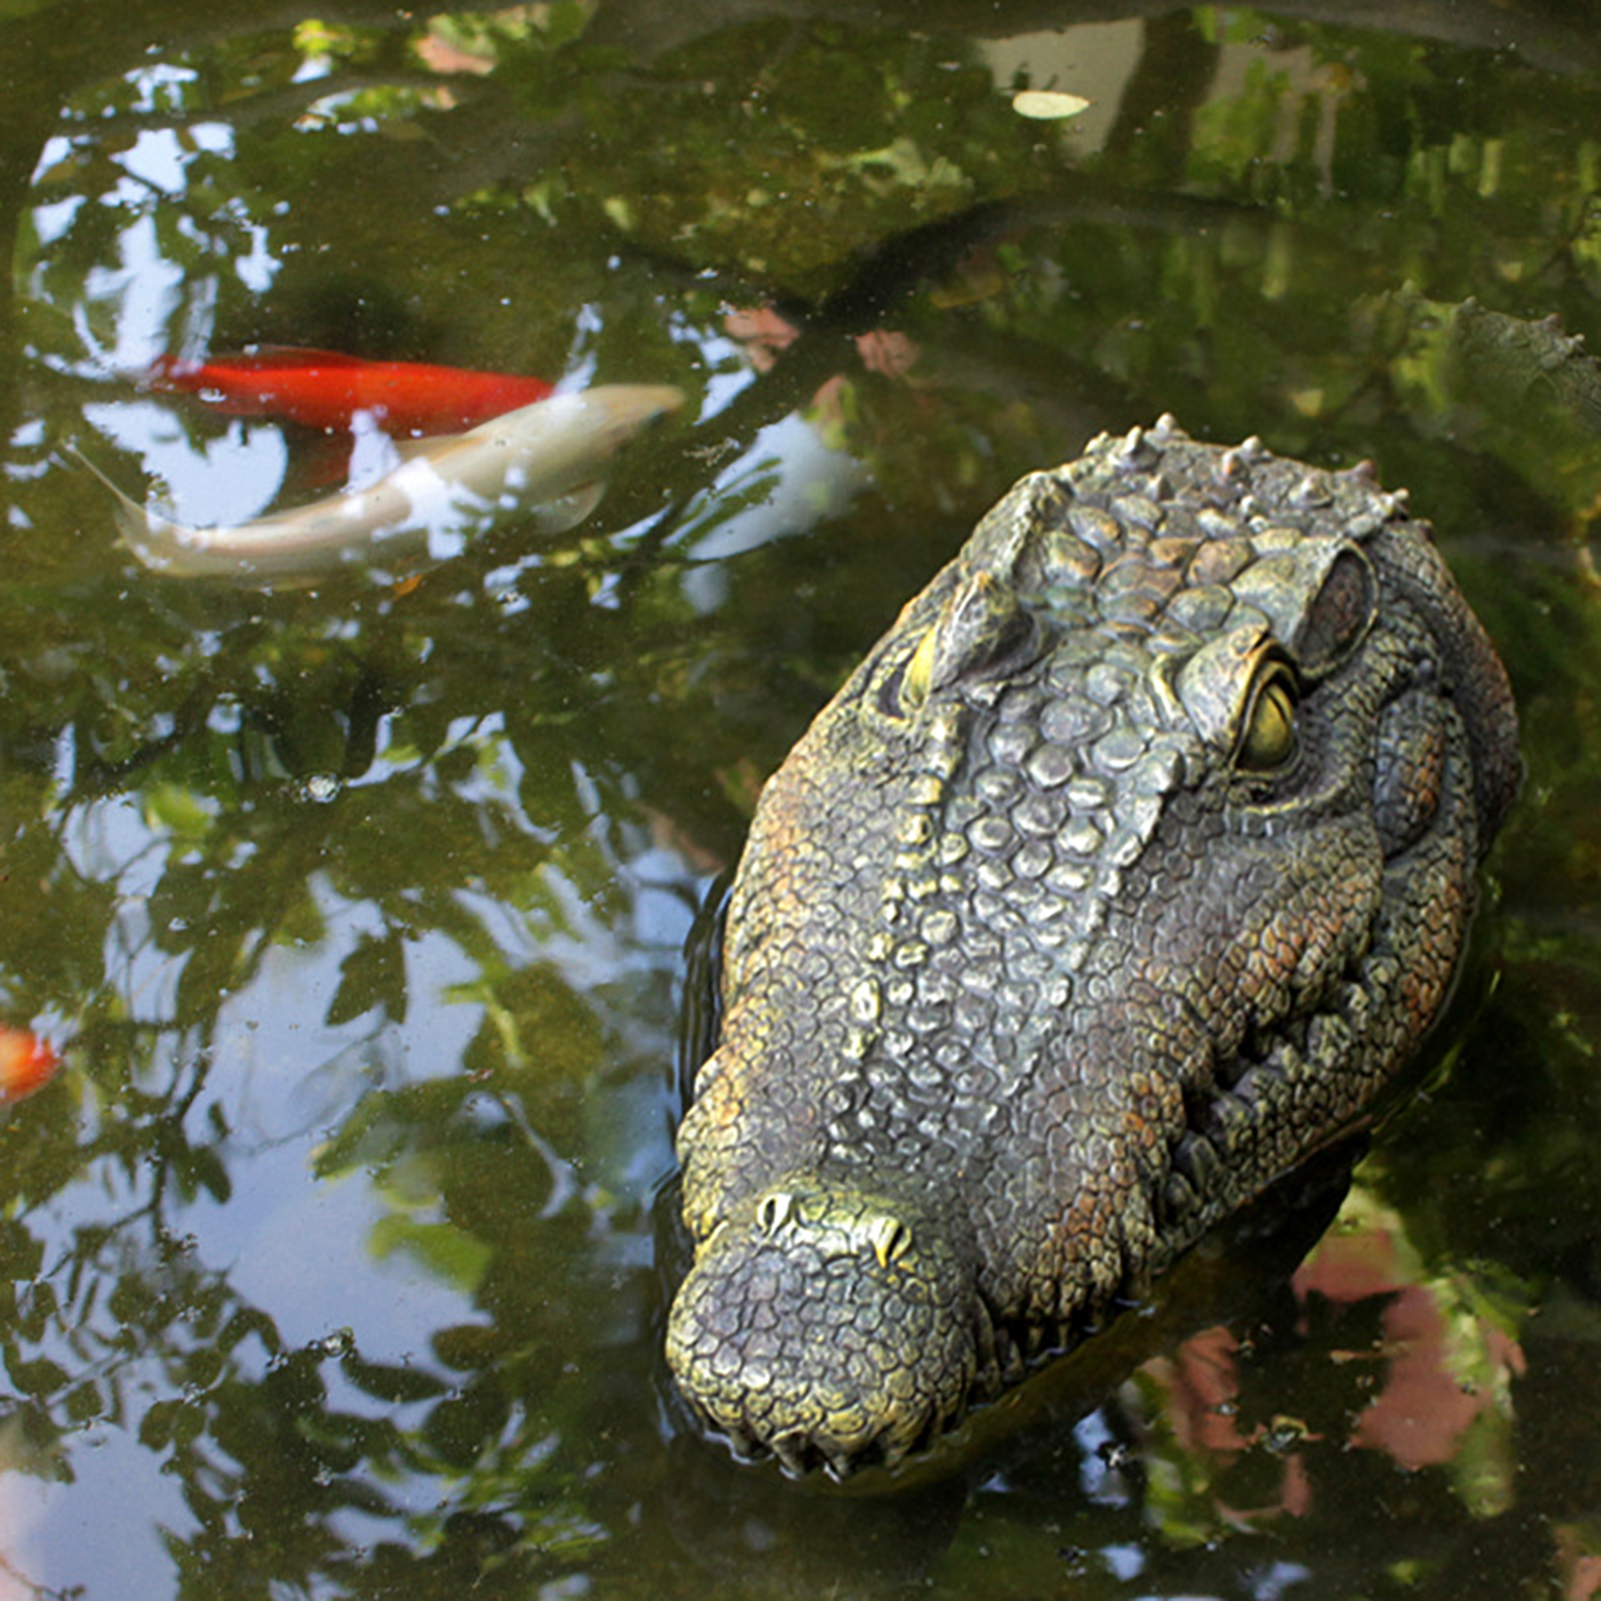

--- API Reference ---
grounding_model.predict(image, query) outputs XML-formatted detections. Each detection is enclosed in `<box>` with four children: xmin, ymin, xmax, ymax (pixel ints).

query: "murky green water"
<box><xmin>0</xmin><ymin>3</ymin><xmax>1598</xmax><ymax>1596</ymax></box>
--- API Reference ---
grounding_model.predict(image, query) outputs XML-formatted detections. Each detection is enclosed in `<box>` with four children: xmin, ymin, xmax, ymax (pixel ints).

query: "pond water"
<box><xmin>0</xmin><ymin>2</ymin><xmax>1598</xmax><ymax>1597</ymax></box>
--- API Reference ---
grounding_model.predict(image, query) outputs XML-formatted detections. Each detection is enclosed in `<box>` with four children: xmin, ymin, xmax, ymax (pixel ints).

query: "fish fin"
<box><xmin>153</xmin><ymin>346</ymin><xmax>369</xmax><ymax>380</ymax></box>
<box><xmin>249</xmin><ymin>346</ymin><xmax>371</xmax><ymax>367</ymax></box>
<box><xmin>63</xmin><ymin>442</ymin><xmax>150</xmax><ymax>538</ymax></box>
<box><xmin>388</xmin><ymin>435</ymin><xmax>434</xmax><ymax>464</ymax></box>
<box><xmin>63</xmin><ymin>443</ymin><xmax>188</xmax><ymax>569</ymax></box>
<box><xmin>529</xmin><ymin>480</ymin><xmax>607</xmax><ymax>535</ymax></box>
<box><xmin>140</xmin><ymin>354</ymin><xmax>192</xmax><ymax>389</ymax></box>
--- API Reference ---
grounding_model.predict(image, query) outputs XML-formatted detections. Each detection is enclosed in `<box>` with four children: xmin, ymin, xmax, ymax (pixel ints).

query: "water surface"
<box><xmin>0</xmin><ymin>4</ymin><xmax>1598</xmax><ymax>1597</ymax></box>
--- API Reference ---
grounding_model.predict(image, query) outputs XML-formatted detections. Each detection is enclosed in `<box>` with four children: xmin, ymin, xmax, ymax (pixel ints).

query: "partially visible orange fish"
<box><xmin>145</xmin><ymin>347</ymin><xmax>555</xmax><ymax>436</ymax></box>
<box><xmin>0</xmin><ymin>1027</ymin><xmax>59</xmax><ymax>1103</ymax></box>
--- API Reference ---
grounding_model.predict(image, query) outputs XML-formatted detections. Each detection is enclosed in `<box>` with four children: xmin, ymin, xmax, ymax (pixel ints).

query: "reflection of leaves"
<box><xmin>340</xmin><ymin>1351</ymin><xmax>449</xmax><ymax>1408</ymax></box>
<box><xmin>1121</xmin><ymin>1175</ymin><xmax>1533</xmax><ymax>1546</ymax></box>
<box><xmin>3</xmin><ymin>1350</ymin><xmax>69</xmax><ymax>1398</ymax></box>
<box><xmin>328</xmin><ymin>929</ymin><xmax>408</xmax><ymax>1026</ymax></box>
<box><xmin>0</xmin><ymin>4</ymin><xmax>1596</xmax><ymax>1597</ymax></box>
<box><xmin>420</xmin><ymin>1378</ymin><xmax>510</xmax><ymax>1472</ymax></box>
<box><xmin>371</xmin><ymin>1216</ymin><xmax>492</xmax><ymax>1293</ymax></box>
<box><xmin>167</xmin><ymin>1132</ymin><xmax>232</xmax><ymax>1206</ymax></box>
<box><xmin>454</xmin><ymin>960</ymin><xmax>606</xmax><ymax>1082</ymax></box>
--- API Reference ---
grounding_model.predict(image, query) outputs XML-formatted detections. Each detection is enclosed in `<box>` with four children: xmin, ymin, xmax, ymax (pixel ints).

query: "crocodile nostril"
<box><xmin>756</xmin><ymin>1190</ymin><xmax>797</xmax><ymax>1234</ymax></box>
<box><xmin>868</xmin><ymin>1215</ymin><xmax>912</xmax><ymax>1268</ymax></box>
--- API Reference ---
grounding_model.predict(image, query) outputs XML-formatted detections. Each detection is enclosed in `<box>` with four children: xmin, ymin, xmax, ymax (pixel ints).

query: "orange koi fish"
<box><xmin>0</xmin><ymin>1027</ymin><xmax>60</xmax><ymax>1103</ymax></box>
<box><xmin>146</xmin><ymin>347</ymin><xmax>555</xmax><ymax>436</ymax></box>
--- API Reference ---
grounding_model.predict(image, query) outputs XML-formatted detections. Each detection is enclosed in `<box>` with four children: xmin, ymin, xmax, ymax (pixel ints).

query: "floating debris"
<box><xmin>1011</xmin><ymin>89</ymin><xmax>1091</xmax><ymax>122</ymax></box>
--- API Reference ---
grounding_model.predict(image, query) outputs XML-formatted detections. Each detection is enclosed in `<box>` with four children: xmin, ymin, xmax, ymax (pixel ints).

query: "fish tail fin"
<box><xmin>62</xmin><ymin>441</ymin><xmax>161</xmax><ymax>550</ymax></box>
<box><xmin>531</xmin><ymin>480</ymin><xmax>607</xmax><ymax>535</ymax></box>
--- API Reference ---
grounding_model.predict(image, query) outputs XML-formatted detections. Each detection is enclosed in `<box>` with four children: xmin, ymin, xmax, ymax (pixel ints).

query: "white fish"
<box><xmin>69</xmin><ymin>383</ymin><xmax>684</xmax><ymax>581</ymax></box>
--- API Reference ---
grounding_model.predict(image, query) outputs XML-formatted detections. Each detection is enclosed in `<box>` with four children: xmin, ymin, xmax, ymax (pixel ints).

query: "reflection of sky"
<box><xmin>30</xmin><ymin>112</ymin><xmax>279</xmax><ymax>376</ymax></box>
<box><xmin>690</xmin><ymin>331</ymin><xmax>754</xmax><ymax>414</ymax></box>
<box><xmin>29</xmin><ymin>191</ymin><xmax>81</xmax><ymax>249</ymax></box>
<box><xmin>683</xmin><ymin>414</ymin><xmax>865</xmax><ymax>571</ymax></box>
<box><xmin>76</xmin><ymin>210</ymin><xmax>184</xmax><ymax>373</ymax></box>
<box><xmin>26</xmin><ymin>82</ymin><xmax>296</xmax><ymax>527</ymax></box>
<box><xmin>666</xmin><ymin>332</ymin><xmax>872</xmax><ymax>613</ymax></box>
<box><xmin>117</xmin><ymin>123</ymin><xmax>231</xmax><ymax>196</ymax></box>
<box><xmin>23</xmin><ymin>728</ymin><xmax>691</xmax><ymax>1596</ymax></box>
<box><xmin>82</xmin><ymin>397</ymin><xmax>290</xmax><ymax>525</ymax></box>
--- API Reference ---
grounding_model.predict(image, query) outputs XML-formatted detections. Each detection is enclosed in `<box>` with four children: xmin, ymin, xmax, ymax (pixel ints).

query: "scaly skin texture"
<box><xmin>666</xmin><ymin>417</ymin><xmax>1520</xmax><ymax>1479</ymax></box>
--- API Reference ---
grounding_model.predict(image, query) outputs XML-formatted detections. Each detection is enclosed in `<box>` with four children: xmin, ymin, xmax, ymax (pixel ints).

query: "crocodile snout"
<box><xmin>665</xmin><ymin>1178</ymin><xmax>977</xmax><ymax>1477</ymax></box>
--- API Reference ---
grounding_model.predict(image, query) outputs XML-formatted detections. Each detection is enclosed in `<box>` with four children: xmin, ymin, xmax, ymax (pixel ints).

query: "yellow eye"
<box><xmin>1237</xmin><ymin>664</ymin><xmax>1299</xmax><ymax>772</ymax></box>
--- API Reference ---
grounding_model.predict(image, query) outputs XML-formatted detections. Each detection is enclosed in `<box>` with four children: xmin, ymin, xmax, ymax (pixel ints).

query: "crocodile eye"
<box><xmin>867</xmin><ymin>1215</ymin><xmax>912</xmax><ymax>1269</ymax></box>
<box><xmin>1236</xmin><ymin>661</ymin><xmax>1299</xmax><ymax>772</ymax></box>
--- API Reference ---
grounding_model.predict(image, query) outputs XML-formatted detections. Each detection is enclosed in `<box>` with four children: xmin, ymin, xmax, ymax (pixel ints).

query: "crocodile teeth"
<box><xmin>722</xmin><ymin>1421</ymin><xmax>762</xmax><ymax>1461</ymax></box>
<box><xmin>770</xmin><ymin>1431</ymin><xmax>811</xmax><ymax>1477</ymax></box>
<box><xmin>1164</xmin><ymin>1168</ymin><xmax>1199</xmax><ymax>1220</ymax></box>
<box><xmin>1172</xmin><ymin>1131</ymin><xmax>1221</xmax><ymax>1191</ymax></box>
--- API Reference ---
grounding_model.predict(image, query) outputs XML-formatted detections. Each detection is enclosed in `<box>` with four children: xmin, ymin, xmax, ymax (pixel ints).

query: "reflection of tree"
<box><xmin>3</xmin><ymin>1132</ymin><xmax>630</xmax><ymax>1599</ymax></box>
<box><xmin>1130</xmin><ymin>1181</ymin><xmax>1529</xmax><ymax>1539</ymax></box>
<box><xmin>580</xmin><ymin>0</ymin><xmax>1601</xmax><ymax>76</ymax></box>
<box><xmin>0</xmin><ymin>766</ymin><xmax>690</xmax><ymax>1597</ymax></box>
